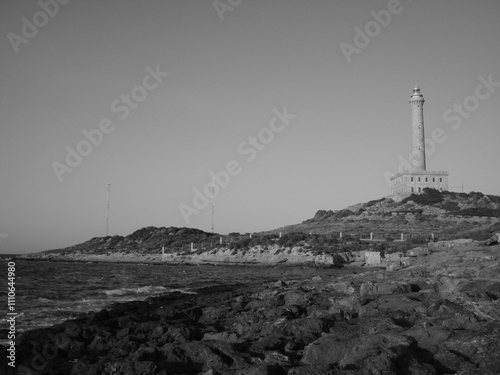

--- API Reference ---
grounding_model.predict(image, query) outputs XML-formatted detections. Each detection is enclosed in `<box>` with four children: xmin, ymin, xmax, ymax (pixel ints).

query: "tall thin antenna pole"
<box><xmin>211</xmin><ymin>177</ymin><xmax>215</xmax><ymax>234</ymax></box>
<box><xmin>106</xmin><ymin>183</ymin><xmax>111</xmax><ymax>236</ymax></box>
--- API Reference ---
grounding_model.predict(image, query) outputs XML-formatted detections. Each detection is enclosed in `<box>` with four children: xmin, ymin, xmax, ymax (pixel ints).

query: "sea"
<box><xmin>0</xmin><ymin>256</ymin><xmax>352</xmax><ymax>344</ymax></box>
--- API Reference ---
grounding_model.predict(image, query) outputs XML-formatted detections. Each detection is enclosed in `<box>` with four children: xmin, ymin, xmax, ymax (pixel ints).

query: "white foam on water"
<box><xmin>102</xmin><ymin>285</ymin><xmax>196</xmax><ymax>296</ymax></box>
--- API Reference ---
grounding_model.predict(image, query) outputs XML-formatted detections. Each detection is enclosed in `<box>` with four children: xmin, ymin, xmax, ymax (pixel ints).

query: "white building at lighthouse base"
<box><xmin>390</xmin><ymin>169</ymin><xmax>449</xmax><ymax>195</ymax></box>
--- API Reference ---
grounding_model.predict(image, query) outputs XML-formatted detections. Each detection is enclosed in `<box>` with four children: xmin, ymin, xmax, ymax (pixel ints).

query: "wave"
<box><xmin>102</xmin><ymin>285</ymin><xmax>196</xmax><ymax>297</ymax></box>
<box><xmin>37</xmin><ymin>297</ymin><xmax>54</xmax><ymax>303</ymax></box>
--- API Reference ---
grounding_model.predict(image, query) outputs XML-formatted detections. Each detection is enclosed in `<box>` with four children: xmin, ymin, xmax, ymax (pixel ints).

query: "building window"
<box><xmin>433</xmin><ymin>178</ymin><xmax>435</xmax><ymax>182</ymax></box>
<box><xmin>418</xmin><ymin>177</ymin><xmax>421</xmax><ymax>182</ymax></box>
<box><xmin>411</xmin><ymin>187</ymin><xmax>414</xmax><ymax>192</ymax></box>
<box><xmin>418</xmin><ymin>187</ymin><xmax>421</xmax><ymax>192</ymax></box>
<box><xmin>411</xmin><ymin>177</ymin><xmax>414</xmax><ymax>182</ymax></box>
<box><xmin>425</xmin><ymin>177</ymin><xmax>428</xmax><ymax>182</ymax></box>
<box><xmin>440</xmin><ymin>178</ymin><xmax>442</xmax><ymax>182</ymax></box>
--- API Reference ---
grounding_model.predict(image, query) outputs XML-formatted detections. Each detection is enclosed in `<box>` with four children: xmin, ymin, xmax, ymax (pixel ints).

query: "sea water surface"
<box><xmin>0</xmin><ymin>258</ymin><xmax>351</xmax><ymax>342</ymax></box>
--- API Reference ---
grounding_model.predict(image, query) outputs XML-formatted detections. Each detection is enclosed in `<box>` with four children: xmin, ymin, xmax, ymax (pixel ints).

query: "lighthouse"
<box><xmin>389</xmin><ymin>85</ymin><xmax>449</xmax><ymax>196</ymax></box>
<box><xmin>410</xmin><ymin>85</ymin><xmax>426</xmax><ymax>171</ymax></box>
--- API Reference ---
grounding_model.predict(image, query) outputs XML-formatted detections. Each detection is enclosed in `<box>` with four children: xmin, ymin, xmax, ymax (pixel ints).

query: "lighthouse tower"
<box><xmin>389</xmin><ymin>85</ymin><xmax>449</xmax><ymax>196</ymax></box>
<box><xmin>410</xmin><ymin>85</ymin><xmax>426</xmax><ymax>171</ymax></box>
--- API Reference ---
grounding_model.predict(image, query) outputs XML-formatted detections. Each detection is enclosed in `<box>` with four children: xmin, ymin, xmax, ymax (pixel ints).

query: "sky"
<box><xmin>0</xmin><ymin>0</ymin><xmax>499</xmax><ymax>254</ymax></box>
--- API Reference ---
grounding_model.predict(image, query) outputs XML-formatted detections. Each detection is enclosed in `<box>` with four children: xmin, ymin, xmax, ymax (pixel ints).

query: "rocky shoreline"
<box><xmin>15</xmin><ymin>245</ymin><xmax>354</xmax><ymax>268</ymax></box>
<box><xmin>3</xmin><ymin>243</ymin><xmax>500</xmax><ymax>374</ymax></box>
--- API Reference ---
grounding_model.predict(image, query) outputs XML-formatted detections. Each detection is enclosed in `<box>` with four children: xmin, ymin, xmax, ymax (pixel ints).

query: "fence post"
<box><xmin>191</xmin><ymin>242</ymin><xmax>194</xmax><ymax>252</ymax></box>
<box><xmin>401</xmin><ymin>233</ymin><xmax>404</xmax><ymax>241</ymax></box>
<box><xmin>370</xmin><ymin>232</ymin><xmax>373</xmax><ymax>240</ymax></box>
<box><xmin>340</xmin><ymin>232</ymin><xmax>343</xmax><ymax>239</ymax></box>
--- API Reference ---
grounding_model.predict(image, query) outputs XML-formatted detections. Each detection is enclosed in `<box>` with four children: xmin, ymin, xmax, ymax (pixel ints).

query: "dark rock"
<box><xmin>232</xmin><ymin>295</ymin><xmax>250</xmax><ymax>311</ymax></box>
<box><xmin>243</xmin><ymin>363</ymin><xmax>287</xmax><ymax>375</ymax></box>
<box><xmin>329</xmin><ymin>295</ymin><xmax>361</xmax><ymax>319</ymax></box>
<box><xmin>360</xmin><ymin>281</ymin><xmax>413</xmax><ymax>296</ymax></box>
<box><xmin>251</xmin><ymin>334</ymin><xmax>284</xmax><ymax>352</ymax></box>
<box><xmin>68</xmin><ymin>340</ymin><xmax>87</xmax><ymax>359</ymax></box>
<box><xmin>130</xmin><ymin>344</ymin><xmax>160</xmax><ymax>362</ymax></box>
<box><xmin>161</xmin><ymin>341</ymin><xmax>235</xmax><ymax>373</ymax></box>
<box><xmin>404</xmin><ymin>326</ymin><xmax>451</xmax><ymax>352</ymax></box>
<box><xmin>247</xmin><ymin>298</ymin><xmax>281</xmax><ymax>311</ymax></box>
<box><xmin>134</xmin><ymin>361</ymin><xmax>157</xmax><ymax>375</ymax></box>
<box><xmin>70</xmin><ymin>362</ymin><xmax>98</xmax><ymax>375</ymax></box>
<box><xmin>163</xmin><ymin>325</ymin><xmax>193</xmax><ymax>344</ymax></box>
<box><xmin>103</xmin><ymin>360</ymin><xmax>135</xmax><ymax>375</ymax></box>
<box><xmin>116</xmin><ymin>327</ymin><xmax>130</xmax><ymax>339</ymax></box>
<box><xmin>283</xmin><ymin>317</ymin><xmax>327</xmax><ymax>345</ymax></box>
<box><xmin>264</xmin><ymin>351</ymin><xmax>291</xmax><ymax>365</ymax></box>
<box><xmin>199</xmin><ymin>306</ymin><xmax>233</xmax><ymax>325</ymax></box>
<box><xmin>458</xmin><ymin>279</ymin><xmax>500</xmax><ymax>300</ymax></box>
<box><xmin>485</xmin><ymin>233</ymin><xmax>499</xmax><ymax>246</ymax></box>
<box><xmin>64</xmin><ymin>321</ymin><xmax>82</xmax><ymax>338</ymax></box>
<box><xmin>273</xmin><ymin>280</ymin><xmax>287</xmax><ymax>288</ymax></box>
<box><xmin>301</xmin><ymin>334</ymin><xmax>351</xmax><ymax>365</ymax></box>
<box><xmin>283</xmin><ymin>290</ymin><xmax>309</xmax><ymax>307</ymax></box>
<box><xmin>202</xmin><ymin>331</ymin><xmax>243</xmax><ymax>343</ymax></box>
<box><xmin>433</xmin><ymin>349</ymin><xmax>465</xmax><ymax>373</ymax></box>
<box><xmin>478</xmin><ymin>263</ymin><xmax>500</xmax><ymax>279</ymax></box>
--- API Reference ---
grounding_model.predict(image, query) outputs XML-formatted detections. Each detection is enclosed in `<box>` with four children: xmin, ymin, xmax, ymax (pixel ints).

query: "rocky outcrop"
<box><xmin>162</xmin><ymin>245</ymin><xmax>354</xmax><ymax>267</ymax></box>
<box><xmin>4</xmin><ymin>244</ymin><xmax>500</xmax><ymax>374</ymax></box>
<box><xmin>18</xmin><ymin>245</ymin><xmax>354</xmax><ymax>267</ymax></box>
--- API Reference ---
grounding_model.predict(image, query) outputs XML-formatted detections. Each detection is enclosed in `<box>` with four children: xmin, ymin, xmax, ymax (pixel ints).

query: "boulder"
<box><xmin>458</xmin><ymin>279</ymin><xmax>500</xmax><ymax>300</ymax></box>
<box><xmin>301</xmin><ymin>334</ymin><xmax>351</xmax><ymax>365</ymax></box>
<box><xmin>283</xmin><ymin>290</ymin><xmax>309</xmax><ymax>307</ymax></box>
<box><xmin>302</xmin><ymin>331</ymin><xmax>418</xmax><ymax>373</ymax></box>
<box><xmin>329</xmin><ymin>295</ymin><xmax>362</xmax><ymax>318</ymax></box>
<box><xmin>485</xmin><ymin>233</ymin><xmax>500</xmax><ymax>246</ymax></box>
<box><xmin>404</xmin><ymin>326</ymin><xmax>452</xmax><ymax>352</ymax></box>
<box><xmin>325</xmin><ymin>281</ymin><xmax>355</xmax><ymax>295</ymax></box>
<box><xmin>282</xmin><ymin>318</ymin><xmax>327</xmax><ymax>345</ymax></box>
<box><xmin>406</xmin><ymin>247</ymin><xmax>429</xmax><ymax>257</ymax></box>
<box><xmin>478</xmin><ymin>263</ymin><xmax>500</xmax><ymax>279</ymax></box>
<box><xmin>160</xmin><ymin>341</ymin><xmax>236</xmax><ymax>373</ymax></box>
<box><xmin>438</xmin><ymin>277</ymin><xmax>467</xmax><ymax>298</ymax></box>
